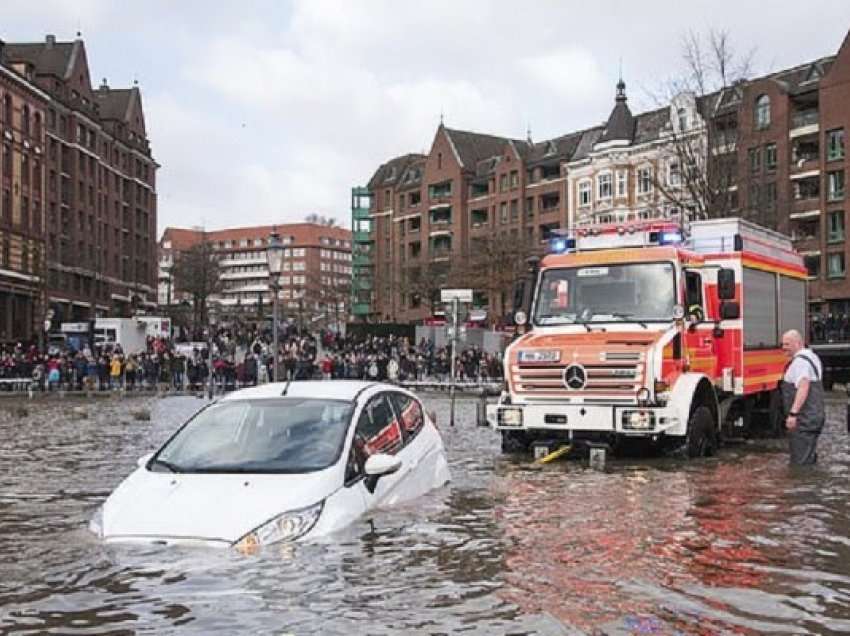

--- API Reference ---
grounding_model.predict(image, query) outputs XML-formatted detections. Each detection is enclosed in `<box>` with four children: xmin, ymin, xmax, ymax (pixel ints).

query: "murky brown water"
<box><xmin>2</xmin><ymin>393</ymin><xmax>850</xmax><ymax>634</ymax></box>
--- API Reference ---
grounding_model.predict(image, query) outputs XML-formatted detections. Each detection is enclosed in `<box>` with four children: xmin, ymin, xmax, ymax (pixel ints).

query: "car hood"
<box><xmin>102</xmin><ymin>466</ymin><xmax>338</xmax><ymax>544</ymax></box>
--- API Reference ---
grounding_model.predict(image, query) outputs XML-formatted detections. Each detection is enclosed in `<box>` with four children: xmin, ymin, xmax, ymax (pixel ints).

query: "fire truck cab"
<box><xmin>487</xmin><ymin>218</ymin><xmax>807</xmax><ymax>457</ymax></box>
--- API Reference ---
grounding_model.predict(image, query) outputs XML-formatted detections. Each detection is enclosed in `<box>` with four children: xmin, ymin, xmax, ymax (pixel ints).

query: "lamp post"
<box><xmin>207</xmin><ymin>303</ymin><xmax>218</xmax><ymax>399</ymax></box>
<box><xmin>266</xmin><ymin>231</ymin><xmax>285</xmax><ymax>383</ymax></box>
<box><xmin>164</xmin><ymin>263</ymin><xmax>173</xmax><ymax>310</ymax></box>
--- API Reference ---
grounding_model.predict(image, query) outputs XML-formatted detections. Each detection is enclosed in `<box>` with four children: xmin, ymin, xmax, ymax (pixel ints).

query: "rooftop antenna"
<box><xmin>439</xmin><ymin>107</ymin><xmax>444</xmax><ymax>126</ymax></box>
<box><xmin>526</xmin><ymin>122</ymin><xmax>533</xmax><ymax>144</ymax></box>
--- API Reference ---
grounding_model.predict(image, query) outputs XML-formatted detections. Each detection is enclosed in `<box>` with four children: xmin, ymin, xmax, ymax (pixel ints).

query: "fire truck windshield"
<box><xmin>534</xmin><ymin>262</ymin><xmax>677</xmax><ymax>325</ymax></box>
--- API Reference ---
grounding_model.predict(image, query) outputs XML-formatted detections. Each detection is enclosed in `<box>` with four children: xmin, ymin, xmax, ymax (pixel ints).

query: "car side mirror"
<box><xmin>364</xmin><ymin>454</ymin><xmax>402</xmax><ymax>477</ymax></box>
<box><xmin>137</xmin><ymin>452</ymin><xmax>153</xmax><ymax>468</ymax></box>
<box><xmin>720</xmin><ymin>301</ymin><xmax>740</xmax><ymax>320</ymax></box>
<box><xmin>717</xmin><ymin>268</ymin><xmax>736</xmax><ymax>300</ymax></box>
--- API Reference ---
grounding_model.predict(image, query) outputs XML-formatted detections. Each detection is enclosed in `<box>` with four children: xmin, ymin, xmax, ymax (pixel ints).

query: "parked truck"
<box><xmin>93</xmin><ymin>318</ymin><xmax>148</xmax><ymax>354</ymax></box>
<box><xmin>487</xmin><ymin>218</ymin><xmax>807</xmax><ymax>457</ymax></box>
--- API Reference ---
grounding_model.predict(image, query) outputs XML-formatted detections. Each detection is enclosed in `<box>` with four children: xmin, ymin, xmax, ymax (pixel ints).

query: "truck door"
<box><xmin>683</xmin><ymin>270</ymin><xmax>717</xmax><ymax>378</ymax></box>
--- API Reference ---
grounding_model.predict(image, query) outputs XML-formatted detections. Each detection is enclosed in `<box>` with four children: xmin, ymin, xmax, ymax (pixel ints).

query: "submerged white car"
<box><xmin>90</xmin><ymin>381</ymin><xmax>450</xmax><ymax>549</ymax></box>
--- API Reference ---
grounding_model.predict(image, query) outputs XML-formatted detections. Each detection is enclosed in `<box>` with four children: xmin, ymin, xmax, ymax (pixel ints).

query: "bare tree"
<box><xmin>171</xmin><ymin>235</ymin><xmax>222</xmax><ymax>327</ymax></box>
<box><xmin>457</xmin><ymin>234</ymin><xmax>536</xmax><ymax>320</ymax></box>
<box><xmin>396</xmin><ymin>261</ymin><xmax>454</xmax><ymax>316</ymax></box>
<box><xmin>304</xmin><ymin>213</ymin><xmax>339</xmax><ymax>227</ymax></box>
<box><xmin>651</xmin><ymin>28</ymin><xmax>756</xmax><ymax>221</ymax></box>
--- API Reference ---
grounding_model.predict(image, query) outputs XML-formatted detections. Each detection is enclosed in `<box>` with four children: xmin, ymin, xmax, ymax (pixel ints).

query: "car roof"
<box><xmin>218</xmin><ymin>380</ymin><xmax>394</xmax><ymax>402</ymax></box>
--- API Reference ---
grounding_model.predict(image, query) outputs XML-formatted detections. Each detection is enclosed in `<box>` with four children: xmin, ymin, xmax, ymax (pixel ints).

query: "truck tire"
<box><xmin>686</xmin><ymin>406</ymin><xmax>717</xmax><ymax>458</ymax></box>
<box><xmin>500</xmin><ymin>430</ymin><xmax>529</xmax><ymax>454</ymax></box>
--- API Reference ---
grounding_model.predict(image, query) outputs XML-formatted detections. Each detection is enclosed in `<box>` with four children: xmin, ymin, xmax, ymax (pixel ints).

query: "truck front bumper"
<box><xmin>486</xmin><ymin>402</ymin><xmax>682</xmax><ymax>436</ymax></box>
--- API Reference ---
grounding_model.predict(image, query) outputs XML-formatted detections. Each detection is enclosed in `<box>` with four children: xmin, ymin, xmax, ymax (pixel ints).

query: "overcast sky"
<box><xmin>4</xmin><ymin>1</ymin><xmax>850</xmax><ymax>235</ymax></box>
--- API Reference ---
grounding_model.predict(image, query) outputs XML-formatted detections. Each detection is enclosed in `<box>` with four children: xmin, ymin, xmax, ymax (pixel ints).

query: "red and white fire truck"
<box><xmin>487</xmin><ymin>218</ymin><xmax>807</xmax><ymax>457</ymax></box>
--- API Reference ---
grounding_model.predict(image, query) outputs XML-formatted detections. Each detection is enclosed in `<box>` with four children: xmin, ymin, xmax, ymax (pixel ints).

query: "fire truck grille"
<box><xmin>514</xmin><ymin>363</ymin><xmax>642</xmax><ymax>395</ymax></box>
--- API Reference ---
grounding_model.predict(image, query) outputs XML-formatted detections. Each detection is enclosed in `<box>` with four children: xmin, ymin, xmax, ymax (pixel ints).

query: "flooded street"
<box><xmin>2</xmin><ymin>394</ymin><xmax>850</xmax><ymax>634</ymax></box>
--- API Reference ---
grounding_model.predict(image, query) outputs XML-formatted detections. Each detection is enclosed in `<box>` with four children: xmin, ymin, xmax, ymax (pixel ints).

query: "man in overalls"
<box><xmin>780</xmin><ymin>329</ymin><xmax>825</xmax><ymax>465</ymax></box>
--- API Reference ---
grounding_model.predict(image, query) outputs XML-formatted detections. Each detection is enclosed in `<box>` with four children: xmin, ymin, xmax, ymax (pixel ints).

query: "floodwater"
<box><xmin>1</xmin><ymin>393</ymin><xmax>850</xmax><ymax>635</ymax></box>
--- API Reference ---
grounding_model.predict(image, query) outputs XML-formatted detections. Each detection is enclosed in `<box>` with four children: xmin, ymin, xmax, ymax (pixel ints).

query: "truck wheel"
<box><xmin>686</xmin><ymin>406</ymin><xmax>717</xmax><ymax>458</ymax></box>
<box><xmin>500</xmin><ymin>430</ymin><xmax>529</xmax><ymax>454</ymax></box>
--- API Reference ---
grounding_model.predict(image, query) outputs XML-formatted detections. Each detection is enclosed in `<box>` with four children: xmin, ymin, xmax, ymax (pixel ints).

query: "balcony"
<box><xmin>470</xmin><ymin>209</ymin><xmax>489</xmax><ymax>229</ymax></box>
<box><xmin>352</xmin><ymin>302</ymin><xmax>371</xmax><ymax>316</ymax></box>
<box><xmin>790</xmin><ymin>109</ymin><xmax>819</xmax><ymax>138</ymax></box>
<box><xmin>429</xmin><ymin>209</ymin><xmax>452</xmax><ymax>226</ymax></box>
<box><xmin>353</xmin><ymin>230</ymin><xmax>372</xmax><ymax>243</ymax></box>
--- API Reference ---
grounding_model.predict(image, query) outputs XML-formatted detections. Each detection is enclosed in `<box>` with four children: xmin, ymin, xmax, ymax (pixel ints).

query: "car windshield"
<box><xmin>534</xmin><ymin>262</ymin><xmax>677</xmax><ymax>325</ymax></box>
<box><xmin>152</xmin><ymin>398</ymin><xmax>354</xmax><ymax>474</ymax></box>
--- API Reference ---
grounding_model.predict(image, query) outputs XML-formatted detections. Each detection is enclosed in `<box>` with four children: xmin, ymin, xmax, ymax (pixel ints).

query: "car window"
<box><xmin>390</xmin><ymin>392</ymin><xmax>424</xmax><ymax>445</ymax></box>
<box><xmin>345</xmin><ymin>394</ymin><xmax>402</xmax><ymax>484</ymax></box>
<box><xmin>153</xmin><ymin>398</ymin><xmax>353</xmax><ymax>473</ymax></box>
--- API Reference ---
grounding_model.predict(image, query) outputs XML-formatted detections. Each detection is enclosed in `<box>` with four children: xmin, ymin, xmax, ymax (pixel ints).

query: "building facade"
<box><xmin>1</xmin><ymin>35</ymin><xmax>158</xmax><ymax>338</ymax></box>
<box><xmin>350</xmin><ymin>187</ymin><xmax>374</xmax><ymax>321</ymax></box>
<box><xmin>368</xmin><ymin>30</ymin><xmax>850</xmax><ymax>323</ymax></box>
<box><xmin>159</xmin><ymin>223</ymin><xmax>353</xmax><ymax>329</ymax></box>
<box><xmin>0</xmin><ymin>40</ymin><xmax>49</xmax><ymax>342</ymax></box>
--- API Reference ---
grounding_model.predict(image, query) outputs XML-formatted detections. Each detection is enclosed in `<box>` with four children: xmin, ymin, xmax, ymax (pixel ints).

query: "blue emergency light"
<box><xmin>659</xmin><ymin>231</ymin><xmax>683</xmax><ymax>245</ymax></box>
<box><xmin>548</xmin><ymin>237</ymin><xmax>576</xmax><ymax>254</ymax></box>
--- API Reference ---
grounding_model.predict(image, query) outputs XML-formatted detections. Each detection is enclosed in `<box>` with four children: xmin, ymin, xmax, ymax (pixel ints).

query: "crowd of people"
<box><xmin>0</xmin><ymin>326</ymin><xmax>505</xmax><ymax>392</ymax></box>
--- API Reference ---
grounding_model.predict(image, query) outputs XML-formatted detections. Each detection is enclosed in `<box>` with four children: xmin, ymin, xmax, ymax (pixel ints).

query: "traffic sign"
<box><xmin>440</xmin><ymin>288</ymin><xmax>473</xmax><ymax>303</ymax></box>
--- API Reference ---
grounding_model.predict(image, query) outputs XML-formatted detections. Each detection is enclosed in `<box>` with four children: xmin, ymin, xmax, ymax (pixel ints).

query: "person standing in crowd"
<box><xmin>779</xmin><ymin>329</ymin><xmax>826</xmax><ymax>465</ymax></box>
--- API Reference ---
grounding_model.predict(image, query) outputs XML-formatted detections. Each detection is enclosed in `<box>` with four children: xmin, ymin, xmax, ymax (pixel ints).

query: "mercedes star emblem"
<box><xmin>563</xmin><ymin>364</ymin><xmax>587</xmax><ymax>390</ymax></box>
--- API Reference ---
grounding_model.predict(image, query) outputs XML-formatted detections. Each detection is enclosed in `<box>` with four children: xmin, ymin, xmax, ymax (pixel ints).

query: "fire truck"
<box><xmin>486</xmin><ymin>218</ymin><xmax>807</xmax><ymax>457</ymax></box>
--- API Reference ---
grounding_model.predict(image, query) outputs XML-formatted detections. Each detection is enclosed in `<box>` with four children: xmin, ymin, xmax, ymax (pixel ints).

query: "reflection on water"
<box><xmin>1</xmin><ymin>395</ymin><xmax>850</xmax><ymax>634</ymax></box>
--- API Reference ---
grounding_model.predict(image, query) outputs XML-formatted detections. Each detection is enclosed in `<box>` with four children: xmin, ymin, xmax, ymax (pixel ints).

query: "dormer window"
<box><xmin>677</xmin><ymin>108</ymin><xmax>688</xmax><ymax>132</ymax></box>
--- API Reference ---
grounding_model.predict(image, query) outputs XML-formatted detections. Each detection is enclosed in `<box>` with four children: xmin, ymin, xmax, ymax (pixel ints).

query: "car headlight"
<box><xmin>89</xmin><ymin>505</ymin><xmax>104</xmax><ymax>538</ymax></box>
<box><xmin>233</xmin><ymin>500</ymin><xmax>324</xmax><ymax>551</ymax></box>
<box><xmin>499</xmin><ymin>407</ymin><xmax>523</xmax><ymax>427</ymax></box>
<box><xmin>518</xmin><ymin>349</ymin><xmax>560</xmax><ymax>363</ymax></box>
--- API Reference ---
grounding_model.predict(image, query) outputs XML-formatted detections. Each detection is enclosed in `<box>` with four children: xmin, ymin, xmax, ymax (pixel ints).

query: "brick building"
<box><xmin>1</xmin><ymin>35</ymin><xmax>158</xmax><ymax>338</ymax></box>
<box><xmin>367</xmin><ymin>30</ymin><xmax>850</xmax><ymax>323</ymax></box>
<box><xmin>0</xmin><ymin>40</ymin><xmax>49</xmax><ymax>342</ymax></box>
<box><xmin>159</xmin><ymin>223</ymin><xmax>352</xmax><ymax>329</ymax></box>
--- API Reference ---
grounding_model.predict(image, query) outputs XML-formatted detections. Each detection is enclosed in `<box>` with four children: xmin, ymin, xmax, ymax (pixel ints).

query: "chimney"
<box><xmin>0</xmin><ymin>39</ymin><xmax>5</xmax><ymax>61</ymax></box>
<box><xmin>45</xmin><ymin>34</ymin><xmax>55</xmax><ymax>48</ymax></box>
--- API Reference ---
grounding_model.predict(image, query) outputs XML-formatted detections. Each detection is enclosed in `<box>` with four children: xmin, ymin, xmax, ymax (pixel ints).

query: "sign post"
<box><xmin>441</xmin><ymin>289</ymin><xmax>472</xmax><ymax>427</ymax></box>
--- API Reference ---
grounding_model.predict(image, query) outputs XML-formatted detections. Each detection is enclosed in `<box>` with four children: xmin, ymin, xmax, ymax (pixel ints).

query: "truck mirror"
<box><xmin>720</xmin><ymin>301</ymin><xmax>740</xmax><ymax>320</ymax></box>
<box><xmin>717</xmin><ymin>268</ymin><xmax>736</xmax><ymax>300</ymax></box>
<box><xmin>512</xmin><ymin>279</ymin><xmax>526</xmax><ymax>314</ymax></box>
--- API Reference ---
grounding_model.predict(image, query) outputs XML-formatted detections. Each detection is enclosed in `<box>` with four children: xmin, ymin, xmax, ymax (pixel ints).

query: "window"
<box><xmin>677</xmin><ymin>107</ymin><xmax>688</xmax><ymax>131</ymax></box>
<box><xmin>828</xmin><ymin>210</ymin><xmax>845</xmax><ymax>243</ymax></box>
<box><xmin>510</xmin><ymin>199</ymin><xmax>519</xmax><ymax>221</ymax></box>
<box><xmin>510</xmin><ymin>170</ymin><xmax>519</xmax><ymax>189</ymax></box>
<box><xmin>804</xmin><ymin>255</ymin><xmax>820</xmax><ymax>278</ymax></box>
<box><xmin>749</xmin><ymin>147</ymin><xmax>761</xmax><ymax>173</ymax></box>
<box><xmin>346</xmin><ymin>395</ymin><xmax>403</xmax><ymax>483</ymax></box>
<box><xmin>754</xmin><ymin>94</ymin><xmax>771</xmax><ymax>129</ymax></box>
<box><xmin>499</xmin><ymin>174</ymin><xmax>508</xmax><ymax>192</ymax></box>
<box><xmin>616</xmin><ymin>171</ymin><xmax>627</xmax><ymax>197</ymax></box>
<box><xmin>685</xmin><ymin>271</ymin><xmax>703</xmax><ymax>317</ymax></box>
<box><xmin>828</xmin><ymin>252</ymin><xmax>845</xmax><ymax>278</ymax></box>
<box><xmin>828</xmin><ymin>170</ymin><xmax>845</xmax><ymax>201</ymax></box>
<box><xmin>293</xmin><ymin>248</ymin><xmax>305</xmax><ymax>257</ymax></box>
<box><xmin>500</xmin><ymin>202</ymin><xmax>508</xmax><ymax>223</ymax></box>
<box><xmin>637</xmin><ymin>167</ymin><xmax>653</xmax><ymax>194</ymax></box>
<box><xmin>390</xmin><ymin>393</ymin><xmax>424</xmax><ymax>445</ymax></box>
<box><xmin>578</xmin><ymin>180</ymin><xmax>591</xmax><ymax>206</ymax></box>
<box><xmin>765</xmin><ymin>143</ymin><xmax>777</xmax><ymax>171</ymax></box>
<box><xmin>667</xmin><ymin>161</ymin><xmax>681</xmax><ymax>186</ymax></box>
<box><xmin>597</xmin><ymin>173</ymin><xmax>612</xmax><ymax>199</ymax></box>
<box><xmin>827</xmin><ymin>128</ymin><xmax>845</xmax><ymax>161</ymax></box>
<box><xmin>764</xmin><ymin>182</ymin><xmax>777</xmax><ymax>210</ymax></box>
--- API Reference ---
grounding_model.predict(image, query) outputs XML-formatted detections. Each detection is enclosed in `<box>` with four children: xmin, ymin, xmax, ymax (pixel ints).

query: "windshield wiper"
<box><xmin>151</xmin><ymin>458</ymin><xmax>184</xmax><ymax>473</ymax></box>
<box><xmin>609</xmin><ymin>312</ymin><xmax>648</xmax><ymax>329</ymax></box>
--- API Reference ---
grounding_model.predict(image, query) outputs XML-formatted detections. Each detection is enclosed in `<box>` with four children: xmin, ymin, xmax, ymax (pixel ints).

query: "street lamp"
<box><xmin>266</xmin><ymin>230</ymin><xmax>285</xmax><ymax>383</ymax></box>
<box><xmin>163</xmin><ymin>263</ymin><xmax>173</xmax><ymax>310</ymax></box>
<box><xmin>207</xmin><ymin>303</ymin><xmax>219</xmax><ymax>399</ymax></box>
